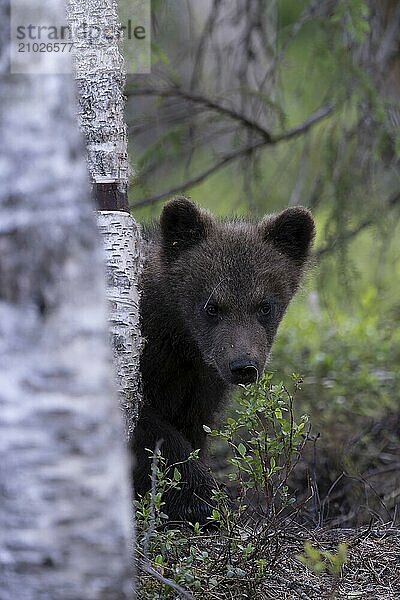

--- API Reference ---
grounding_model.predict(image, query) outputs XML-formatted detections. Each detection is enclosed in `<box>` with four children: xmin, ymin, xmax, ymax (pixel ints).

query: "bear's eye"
<box><xmin>204</xmin><ymin>302</ymin><xmax>220</xmax><ymax>318</ymax></box>
<box><xmin>258</xmin><ymin>300</ymin><xmax>273</xmax><ymax>318</ymax></box>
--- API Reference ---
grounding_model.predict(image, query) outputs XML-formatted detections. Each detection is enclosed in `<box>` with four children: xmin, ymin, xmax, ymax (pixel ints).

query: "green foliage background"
<box><xmin>128</xmin><ymin>0</ymin><xmax>400</xmax><ymax>524</ymax></box>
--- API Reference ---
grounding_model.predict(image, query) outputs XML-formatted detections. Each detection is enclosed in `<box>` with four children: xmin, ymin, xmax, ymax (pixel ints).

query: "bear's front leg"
<box><xmin>131</xmin><ymin>406</ymin><xmax>221</xmax><ymax>524</ymax></box>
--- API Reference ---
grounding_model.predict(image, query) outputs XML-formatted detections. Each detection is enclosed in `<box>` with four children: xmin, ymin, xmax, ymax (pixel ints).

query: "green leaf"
<box><xmin>237</xmin><ymin>443</ymin><xmax>246</xmax><ymax>456</ymax></box>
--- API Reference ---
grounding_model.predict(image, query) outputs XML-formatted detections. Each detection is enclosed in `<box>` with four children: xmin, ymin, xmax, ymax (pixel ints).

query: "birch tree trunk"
<box><xmin>96</xmin><ymin>212</ymin><xmax>143</xmax><ymax>437</ymax></box>
<box><xmin>0</xmin><ymin>1</ymin><xmax>134</xmax><ymax>598</ymax></box>
<box><xmin>66</xmin><ymin>0</ymin><xmax>143</xmax><ymax>438</ymax></box>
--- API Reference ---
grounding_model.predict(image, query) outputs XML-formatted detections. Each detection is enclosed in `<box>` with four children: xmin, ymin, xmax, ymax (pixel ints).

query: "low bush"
<box><xmin>135</xmin><ymin>373</ymin><xmax>312</xmax><ymax>598</ymax></box>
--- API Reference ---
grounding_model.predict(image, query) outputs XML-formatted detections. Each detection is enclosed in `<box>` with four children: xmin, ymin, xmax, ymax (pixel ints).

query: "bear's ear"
<box><xmin>160</xmin><ymin>197</ymin><xmax>213</xmax><ymax>258</ymax></box>
<box><xmin>261</xmin><ymin>207</ymin><xmax>315</xmax><ymax>262</ymax></box>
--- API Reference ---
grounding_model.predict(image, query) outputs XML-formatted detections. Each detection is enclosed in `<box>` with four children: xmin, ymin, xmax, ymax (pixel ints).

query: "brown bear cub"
<box><xmin>132</xmin><ymin>197</ymin><xmax>315</xmax><ymax>524</ymax></box>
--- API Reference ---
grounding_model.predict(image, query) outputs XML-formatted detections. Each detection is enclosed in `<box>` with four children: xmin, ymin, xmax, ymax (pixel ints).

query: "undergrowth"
<box><xmin>268</xmin><ymin>289</ymin><xmax>400</xmax><ymax>525</ymax></box>
<box><xmin>135</xmin><ymin>373</ymin><xmax>322</xmax><ymax>599</ymax></box>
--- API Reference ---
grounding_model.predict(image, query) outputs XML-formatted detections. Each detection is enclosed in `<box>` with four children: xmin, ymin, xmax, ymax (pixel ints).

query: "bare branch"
<box><xmin>126</xmin><ymin>86</ymin><xmax>273</xmax><ymax>140</ymax></box>
<box><xmin>131</xmin><ymin>140</ymin><xmax>265</xmax><ymax>208</ymax></box>
<box><xmin>142</xmin><ymin>440</ymin><xmax>163</xmax><ymax>558</ymax></box>
<box><xmin>271</xmin><ymin>102</ymin><xmax>334</xmax><ymax>143</ymax></box>
<box><xmin>315</xmin><ymin>190</ymin><xmax>400</xmax><ymax>258</ymax></box>
<box><xmin>137</xmin><ymin>441</ymin><xmax>193</xmax><ymax>599</ymax></box>
<box><xmin>131</xmin><ymin>103</ymin><xmax>335</xmax><ymax>209</ymax></box>
<box><xmin>139</xmin><ymin>560</ymin><xmax>194</xmax><ymax>600</ymax></box>
<box><xmin>314</xmin><ymin>219</ymin><xmax>374</xmax><ymax>259</ymax></box>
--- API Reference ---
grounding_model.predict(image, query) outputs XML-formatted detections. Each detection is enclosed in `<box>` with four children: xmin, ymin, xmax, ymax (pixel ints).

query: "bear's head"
<box><xmin>159</xmin><ymin>197</ymin><xmax>315</xmax><ymax>385</ymax></box>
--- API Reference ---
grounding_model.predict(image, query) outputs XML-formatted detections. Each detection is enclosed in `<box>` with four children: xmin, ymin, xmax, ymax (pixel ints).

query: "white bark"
<box><xmin>97</xmin><ymin>212</ymin><xmax>143</xmax><ymax>437</ymax></box>
<box><xmin>0</xmin><ymin>1</ymin><xmax>134</xmax><ymax>598</ymax></box>
<box><xmin>66</xmin><ymin>0</ymin><xmax>129</xmax><ymax>196</ymax></box>
<box><xmin>66</xmin><ymin>0</ymin><xmax>144</xmax><ymax>434</ymax></box>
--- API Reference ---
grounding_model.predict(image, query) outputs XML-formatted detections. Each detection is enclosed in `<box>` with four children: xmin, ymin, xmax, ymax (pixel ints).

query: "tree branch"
<box><xmin>131</xmin><ymin>103</ymin><xmax>334</xmax><ymax>209</ymax></box>
<box><xmin>314</xmin><ymin>219</ymin><xmax>373</xmax><ymax>259</ymax></box>
<box><xmin>315</xmin><ymin>191</ymin><xmax>400</xmax><ymax>258</ymax></box>
<box><xmin>131</xmin><ymin>140</ymin><xmax>265</xmax><ymax>209</ymax></box>
<box><xmin>138</xmin><ymin>442</ymin><xmax>194</xmax><ymax>599</ymax></box>
<box><xmin>139</xmin><ymin>560</ymin><xmax>194</xmax><ymax>600</ymax></box>
<box><xmin>272</xmin><ymin>102</ymin><xmax>334</xmax><ymax>143</ymax></box>
<box><xmin>126</xmin><ymin>87</ymin><xmax>273</xmax><ymax>140</ymax></box>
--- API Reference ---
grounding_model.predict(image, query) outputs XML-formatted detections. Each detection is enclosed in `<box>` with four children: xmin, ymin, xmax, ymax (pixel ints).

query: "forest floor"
<box><xmin>137</xmin><ymin>522</ymin><xmax>400</xmax><ymax>599</ymax></box>
<box><xmin>257</xmin><ymin>524</ymin><xmax>400</xmax><ymax>600</ymax></box>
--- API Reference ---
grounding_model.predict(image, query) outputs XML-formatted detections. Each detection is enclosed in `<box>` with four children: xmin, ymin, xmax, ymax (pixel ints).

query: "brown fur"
<box><xmin>131</xmin><ymin>198</ymin><xmax>315</xmax><ymax>523</ymax></box>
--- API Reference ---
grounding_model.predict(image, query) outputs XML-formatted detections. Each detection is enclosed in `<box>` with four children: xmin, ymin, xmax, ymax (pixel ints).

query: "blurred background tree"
<box><xmin>126</xmin><ymin>1</ymin><xmax>400</xmax><ymax>527</ymax></box>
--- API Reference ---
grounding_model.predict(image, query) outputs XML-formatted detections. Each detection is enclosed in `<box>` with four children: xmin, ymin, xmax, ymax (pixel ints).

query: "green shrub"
<box><xmin>136</xmin><ymin>372</ymin><xmax>310</xmax><ymax>598</ymax></box>
<box><xmin>297</xmin><ymin>541</ymin><xmax>348</xmax><ymax>577</ymax></box>
<box><xmin>270</xmin><ymin>288</ymin><xmax>400</xmax><ymax>423</ymax></box>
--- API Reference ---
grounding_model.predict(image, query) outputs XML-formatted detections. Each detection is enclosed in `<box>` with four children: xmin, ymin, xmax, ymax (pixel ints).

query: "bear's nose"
<box><xmin>229</xmin><ymin>357</ymin><xmax>259</xmax><ymax>385</ymax></box>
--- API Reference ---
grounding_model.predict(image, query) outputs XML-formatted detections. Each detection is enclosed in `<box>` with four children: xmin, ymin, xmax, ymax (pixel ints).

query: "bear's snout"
<box><xmin>229</xmin><ymin>357</ymin><xmax>259</xmax><ymax>385</ymax></box>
